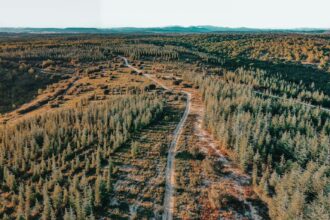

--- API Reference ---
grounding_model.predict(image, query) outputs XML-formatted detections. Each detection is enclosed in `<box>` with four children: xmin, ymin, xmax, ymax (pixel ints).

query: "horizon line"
<box><xmin>0</xmin><ymin>25</ymin><xmax>329</xmax><ymax>30</ymax></box>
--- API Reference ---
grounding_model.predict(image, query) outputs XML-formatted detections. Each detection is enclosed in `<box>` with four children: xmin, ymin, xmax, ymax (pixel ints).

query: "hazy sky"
<box><xmin>0</xmin><ymin>0</ymin><xmax>329</xmax><ymax>28</ymax></box>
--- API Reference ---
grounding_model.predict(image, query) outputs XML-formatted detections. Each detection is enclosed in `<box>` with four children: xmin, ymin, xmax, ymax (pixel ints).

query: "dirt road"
<box><xmin>120</xmin><ymin>57</ymin><xmax>191</xmax><ymax>220</ymax></box>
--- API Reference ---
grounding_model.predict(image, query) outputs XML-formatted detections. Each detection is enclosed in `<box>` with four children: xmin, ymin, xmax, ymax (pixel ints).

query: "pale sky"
<box><xmin>0</xmin><ymin>0</ymin><xmax>329</xmax><ymax>28</ymax></box>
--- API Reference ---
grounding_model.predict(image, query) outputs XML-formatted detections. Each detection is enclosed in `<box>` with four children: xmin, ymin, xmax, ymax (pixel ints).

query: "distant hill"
<box><xmin>0</xmin><ymin>26</ymin><xmax>329</xmax><ymax>34</ymax></box>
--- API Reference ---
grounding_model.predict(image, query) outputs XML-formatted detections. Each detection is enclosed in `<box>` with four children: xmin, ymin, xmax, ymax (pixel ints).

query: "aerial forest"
<box><xmin>0</xmin><ymin>33</ymin><xmax>329</xmax><ymax>219</ymax></box>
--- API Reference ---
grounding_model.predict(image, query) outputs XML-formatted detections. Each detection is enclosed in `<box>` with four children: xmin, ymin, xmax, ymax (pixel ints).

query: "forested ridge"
<box><xmin>0</xmin><ymin>94</ymin><xmax>164</xmax><ymax>219</ymax></box>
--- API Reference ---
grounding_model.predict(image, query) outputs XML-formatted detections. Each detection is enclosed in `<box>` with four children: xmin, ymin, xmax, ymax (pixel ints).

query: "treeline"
<box><xmin>0</xmin><ymin>36</ymin><xmax>180</xmax><ymax>63</ymax></box>
<box><xmin>1</xmin><ymin>42</ymin><xmax>108</xmax><ymax>62</ymax></box>
<box><xmin>112</xmin><ymin>44</ymin><xmax>179</xmax><ymax>60</ymax></box>
<box><xmin>0</xmin><ymin>94</ymin><xmax>164</xmax><ymax>219</ymax></box>
<box><xmin>222</xmin><ymin>68</ymin><xmax>330</xmax><ymax>108</ymax></box>
<box><xmin>190</xmin><ymin>70</ymin><xmax>330</xmax><ymax>219</ymax></box>
<box><xmin>0</xmin><ymin>34</ymin><xmax>227</xmax><ymax>67</ymax></box>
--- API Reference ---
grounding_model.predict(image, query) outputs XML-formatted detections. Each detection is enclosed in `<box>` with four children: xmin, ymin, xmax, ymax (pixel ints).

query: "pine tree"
<box><xmin>83</xmin><ymin>186</ymin><xmax>94</xmax><ymax>217</ymax></box>
<box><xmin>51</xmin><ymin>208</ymin><xmax>56</xmax><ymax>220</ymax></box>
<box><xmin>94</xmin><ymin>175</ymin><xmax>107</xmax><ymax>207</ymax></box>
<box><xmin>63</xmin><ymin>188</ymin><xmax>69</xmax><ymax>207</ymax></box>
<box><xmin>288</xmin><ymin>190</ymin><xmax>304</xmax><ymax>218</ymax></box>
<box><xmin>252</xmin><ymin>160</ymin><xmax>258</xmax><ymax>186</ymax></box>
<box><xmin>96</xmin><ymin>148</ymin><xmax>101</xmax><ymax>175</ymax></box>
<box><xmin>17</xmin><ymin>184</ymin><xmax>25</xmax><ymax>219</ymax></box>
<box><xmin>42</xmin><ymin>185</ymin><xmax>51</xmax><ymax>220</ymax></box>
<box><xmin>69</xmin><ymin>206</ymin><xmax>76</xmax><ymax>220</ymax></box>
<box><xmin>52</xmin><ymin>184</ymin><xmax>62</xmax><ymax>212</ymax></box>
<box><xmin>75</xmin><ymin>191</ymin><xmax>83</xmax><ymax>220</ymax></box>
<box><xmin>94</xmin><ymin>176</ymin><xmax>102</xmax><ymax>207</ymax></box>
<box><xmin>25</xmin><ymin>185</ymin><xmax>32</xmax><ymax>220</ymax></box>
<box><xmin>106</xmin><ymin>167</ymin><xmax>112</xmax><ymax>192</ymax></box>
<box><xmin>131</xmin><ymin>141</ymin><xmax>139</xmax><ymax>158</ymax></box>
<box><xmin>64</xmin><ymin>209</ymin><xmax>70</xmax><ymax>220</ymax></box>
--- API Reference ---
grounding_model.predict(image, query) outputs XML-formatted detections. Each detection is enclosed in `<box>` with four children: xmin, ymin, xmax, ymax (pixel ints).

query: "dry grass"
<box><xmin>108</xmin><ymin>93</ymin><xmax>185</xmax><ymax>219</ymax></box>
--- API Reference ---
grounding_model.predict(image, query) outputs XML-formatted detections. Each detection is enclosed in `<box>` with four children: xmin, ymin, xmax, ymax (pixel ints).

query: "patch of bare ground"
<box><xmin>173</xmin><ymin>88</ymin><xmax>269</xmax><ymax>220</ymax></box>
<box><xmin>108</xmin><ymin>94</ymin><xmax>186</xmax><ymax>219</ymax></box>
<box><xmin>173</xmin><ymin>90</ymin><xmax>269</xmax><ymax>219</ymax></box>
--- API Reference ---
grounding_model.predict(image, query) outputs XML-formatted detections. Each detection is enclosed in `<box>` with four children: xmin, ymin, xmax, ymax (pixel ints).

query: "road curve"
<box><xmin>120</xmin><ymin>56</ymin><xmax>191</xmax><ymax>220</ymax></box>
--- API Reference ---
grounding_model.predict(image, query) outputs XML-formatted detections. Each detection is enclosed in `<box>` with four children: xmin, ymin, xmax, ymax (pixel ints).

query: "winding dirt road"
<box><xmin>162</xmin><ymin>92</ymin><xmax>190</xmax><ymax>220</ymax></box>
<box><xmin>119</xmin><ymin>57</ymin><xmax>326</xmax><ymax>219</ymax></box>
<box><xmin>120</xmin><ymin>57</ymin><xmax>191</xmax><ymax>220</ymax></box>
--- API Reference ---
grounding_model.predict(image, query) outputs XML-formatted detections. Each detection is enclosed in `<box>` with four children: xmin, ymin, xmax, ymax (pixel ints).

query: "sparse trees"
<box><xmin>0</xmin><ymin>94</ymin><xmax>164</xmax><ymax>218</ymax></box>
